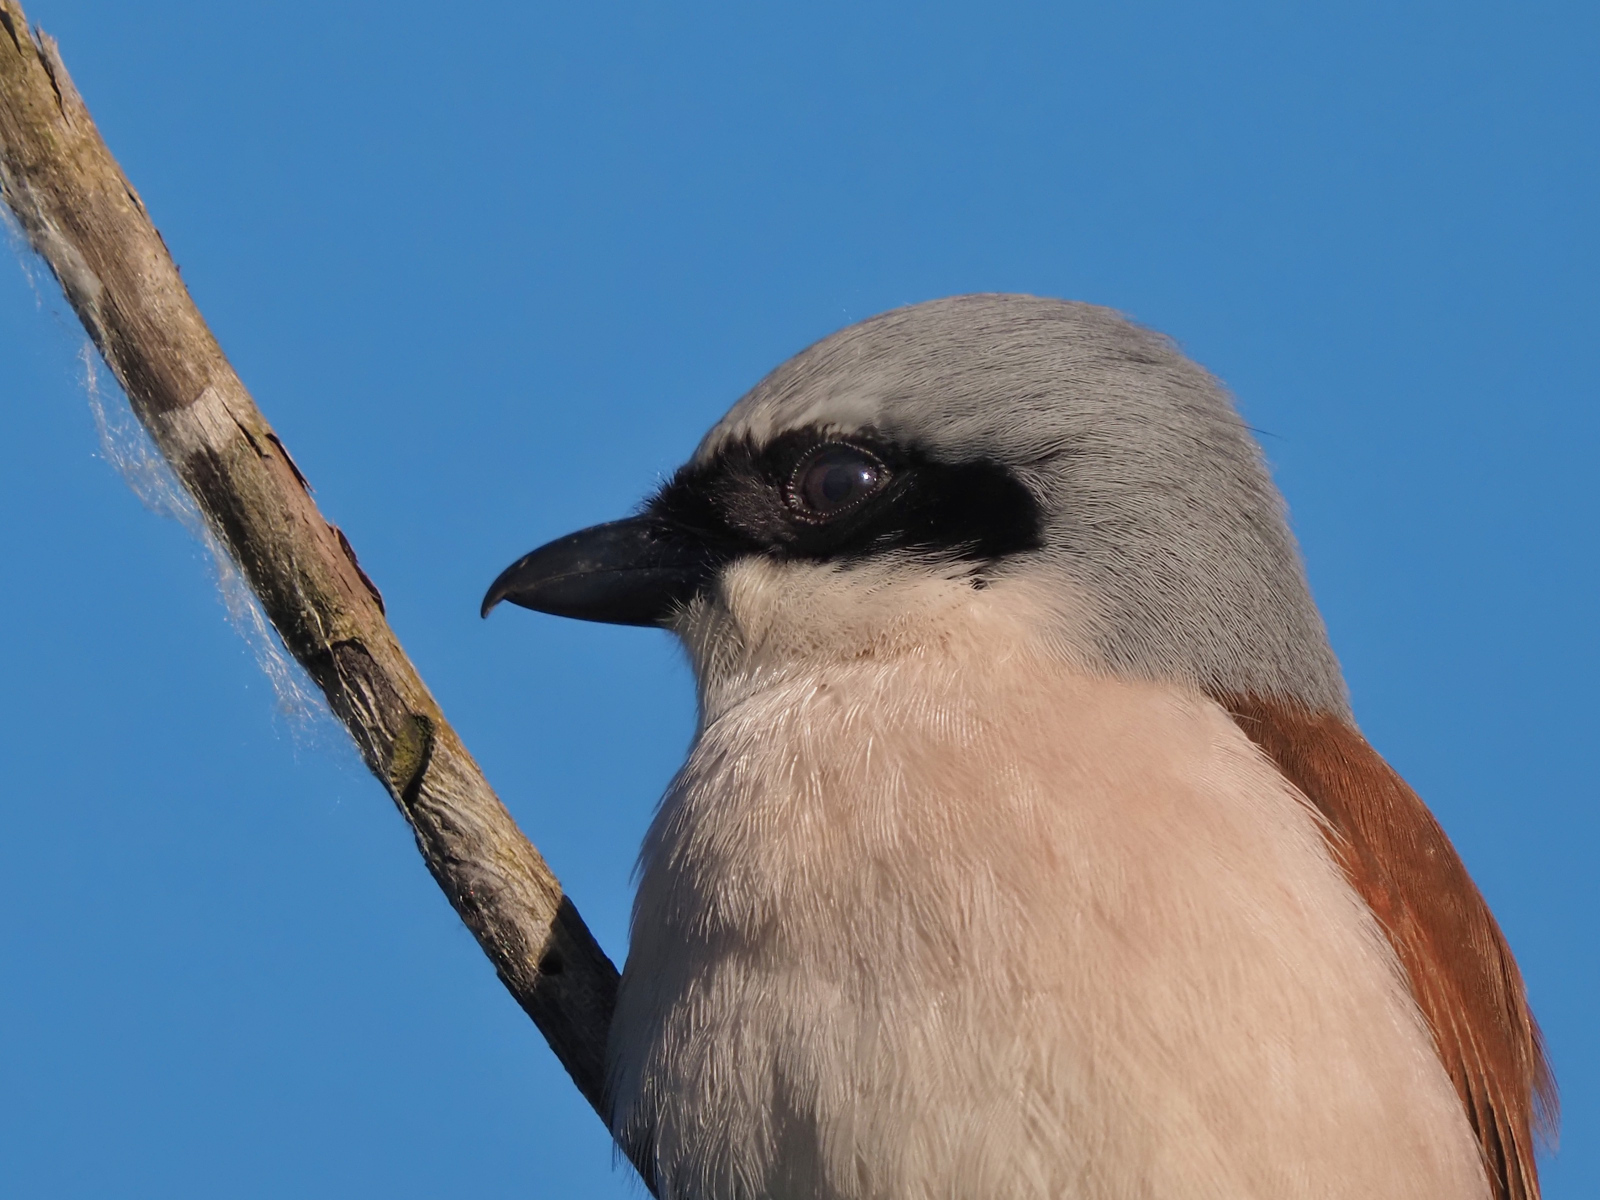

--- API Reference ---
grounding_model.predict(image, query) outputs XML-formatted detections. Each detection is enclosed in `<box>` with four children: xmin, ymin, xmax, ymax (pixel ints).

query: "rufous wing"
<box><xmin>1220</xmin><ymin>695</ymin><xmax>1554</xmax><ymax>1200</ymax></box>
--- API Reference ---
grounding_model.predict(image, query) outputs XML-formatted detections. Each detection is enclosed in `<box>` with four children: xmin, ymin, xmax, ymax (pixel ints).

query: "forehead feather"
<box><xmin>693</xmin><ymin>294</ymin><xmax>1235</xmax><ymax>468</ymax></box>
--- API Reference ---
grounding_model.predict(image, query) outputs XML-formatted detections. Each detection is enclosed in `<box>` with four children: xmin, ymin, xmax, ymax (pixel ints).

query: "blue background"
<box><xmin>1</xmin><ymin>2</ymin><xmax>1595</xmax><ymax>1195</ymax></box>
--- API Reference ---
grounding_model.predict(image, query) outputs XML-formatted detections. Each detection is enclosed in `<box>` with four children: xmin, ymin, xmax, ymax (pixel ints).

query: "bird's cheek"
<box><xmin>715</xmin><ymin>557</ymin><xmax>792</xmax><ymax>647</ymax></box>
<box><xmin>669</xmin><ymin>584</ymin><xmax>749</xmax><ymax>677</ymax></box>
<box><xmin>668</xmin><ymin>557</ymin><xmax>839</xmax><ymax>688</ymax></box>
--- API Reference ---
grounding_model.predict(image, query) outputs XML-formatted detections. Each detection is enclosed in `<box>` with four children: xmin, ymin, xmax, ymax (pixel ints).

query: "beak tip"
<box><xmin>480</xmin><ymin>576</ymin><xmax>512</xmax><ymax>618</ymax></box>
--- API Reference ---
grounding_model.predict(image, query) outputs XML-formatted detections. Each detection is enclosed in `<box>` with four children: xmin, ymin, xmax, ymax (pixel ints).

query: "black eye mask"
<box><xmin>648</xmin><ymin>427</ymin><xmax>1043</xmax><ymax>565</ymax></box>
<box><xmin>482</xmin><ymin>426</ymin><xmax>1043</xmax><ymax>627</ymax></box>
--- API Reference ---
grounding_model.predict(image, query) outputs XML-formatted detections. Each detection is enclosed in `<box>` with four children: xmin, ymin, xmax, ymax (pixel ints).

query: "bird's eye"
<box><xmin>788</xmin><ymin>444</ymin><xmax>889</xmax><ymax>520</ymax></box>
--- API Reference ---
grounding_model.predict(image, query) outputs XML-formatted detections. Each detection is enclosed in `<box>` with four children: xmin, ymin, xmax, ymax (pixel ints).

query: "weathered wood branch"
<box><xmin>0</xmin><ymin>0</ymin><xmax>637</xmax><ymax>1173</ymax></box>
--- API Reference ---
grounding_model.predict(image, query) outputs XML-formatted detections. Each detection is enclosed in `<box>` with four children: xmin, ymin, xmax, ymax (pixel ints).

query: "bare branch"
<box><xmin>0</xmin><ymin>0</ymin><xmax>635</xmax><ymax>1170</ymax></box>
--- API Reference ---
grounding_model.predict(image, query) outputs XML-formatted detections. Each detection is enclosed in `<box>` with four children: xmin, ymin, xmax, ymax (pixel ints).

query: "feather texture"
<box><xmin>1220</xmin><ymin>695</ymin><xmax>1554</xmax><ymax>1200</ymax></box>
<box><xmin>608</xmin><ymin>561</ymin><xmax>1492</xmax><ymax>1199</ymax></box>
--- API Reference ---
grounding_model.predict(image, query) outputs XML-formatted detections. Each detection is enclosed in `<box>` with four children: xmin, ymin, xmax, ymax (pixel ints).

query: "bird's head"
<box><xmin>484</xmin><ymin>294</ymin><xmax>1347</xmax><ymax>717</ymax></box>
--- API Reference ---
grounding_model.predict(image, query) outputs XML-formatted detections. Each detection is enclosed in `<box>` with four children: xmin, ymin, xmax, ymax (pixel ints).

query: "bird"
<box><xmin>482</xmin><ymin>294</ymin><xmax>1552</xmax><ymax>1200</ymax></box>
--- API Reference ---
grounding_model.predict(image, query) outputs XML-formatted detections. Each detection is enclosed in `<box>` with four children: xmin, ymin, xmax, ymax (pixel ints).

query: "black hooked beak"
<box><xmin>480</xmin><ymin>516</ymin><xmax>725</xmax><ymax>627</ymax></box>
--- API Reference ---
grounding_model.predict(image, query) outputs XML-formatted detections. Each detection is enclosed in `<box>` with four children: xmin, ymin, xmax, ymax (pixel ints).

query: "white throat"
<box><xmin>674</xmin><ymin>556</ymin><xmax>1098</xmax><ymax>720</ymax></box>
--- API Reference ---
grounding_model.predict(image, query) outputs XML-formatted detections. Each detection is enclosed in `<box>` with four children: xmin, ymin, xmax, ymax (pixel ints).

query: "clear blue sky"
<box><xmin>1</xmin><ymin>2</ymin><xmax>1595</xmax><ymax>1195</ymax></box>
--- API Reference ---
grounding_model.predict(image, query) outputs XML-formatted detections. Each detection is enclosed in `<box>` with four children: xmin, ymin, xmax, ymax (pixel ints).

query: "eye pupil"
<box><xmin>821</xmin><ymin>466</ymin><xmax>861</xmax><ymax>503</ymax></box>
<box><xmin>793</xmin><ymin>445</ymin><xmax>887</xmax><ymax>518</ymax></box>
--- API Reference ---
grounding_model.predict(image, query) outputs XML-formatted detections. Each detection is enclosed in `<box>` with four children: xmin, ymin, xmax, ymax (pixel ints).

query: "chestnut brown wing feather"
<box><xmin>1220</xmin><ymin>695</ymin><xmax>1554</xmax><ymax>1200</ymax></box>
